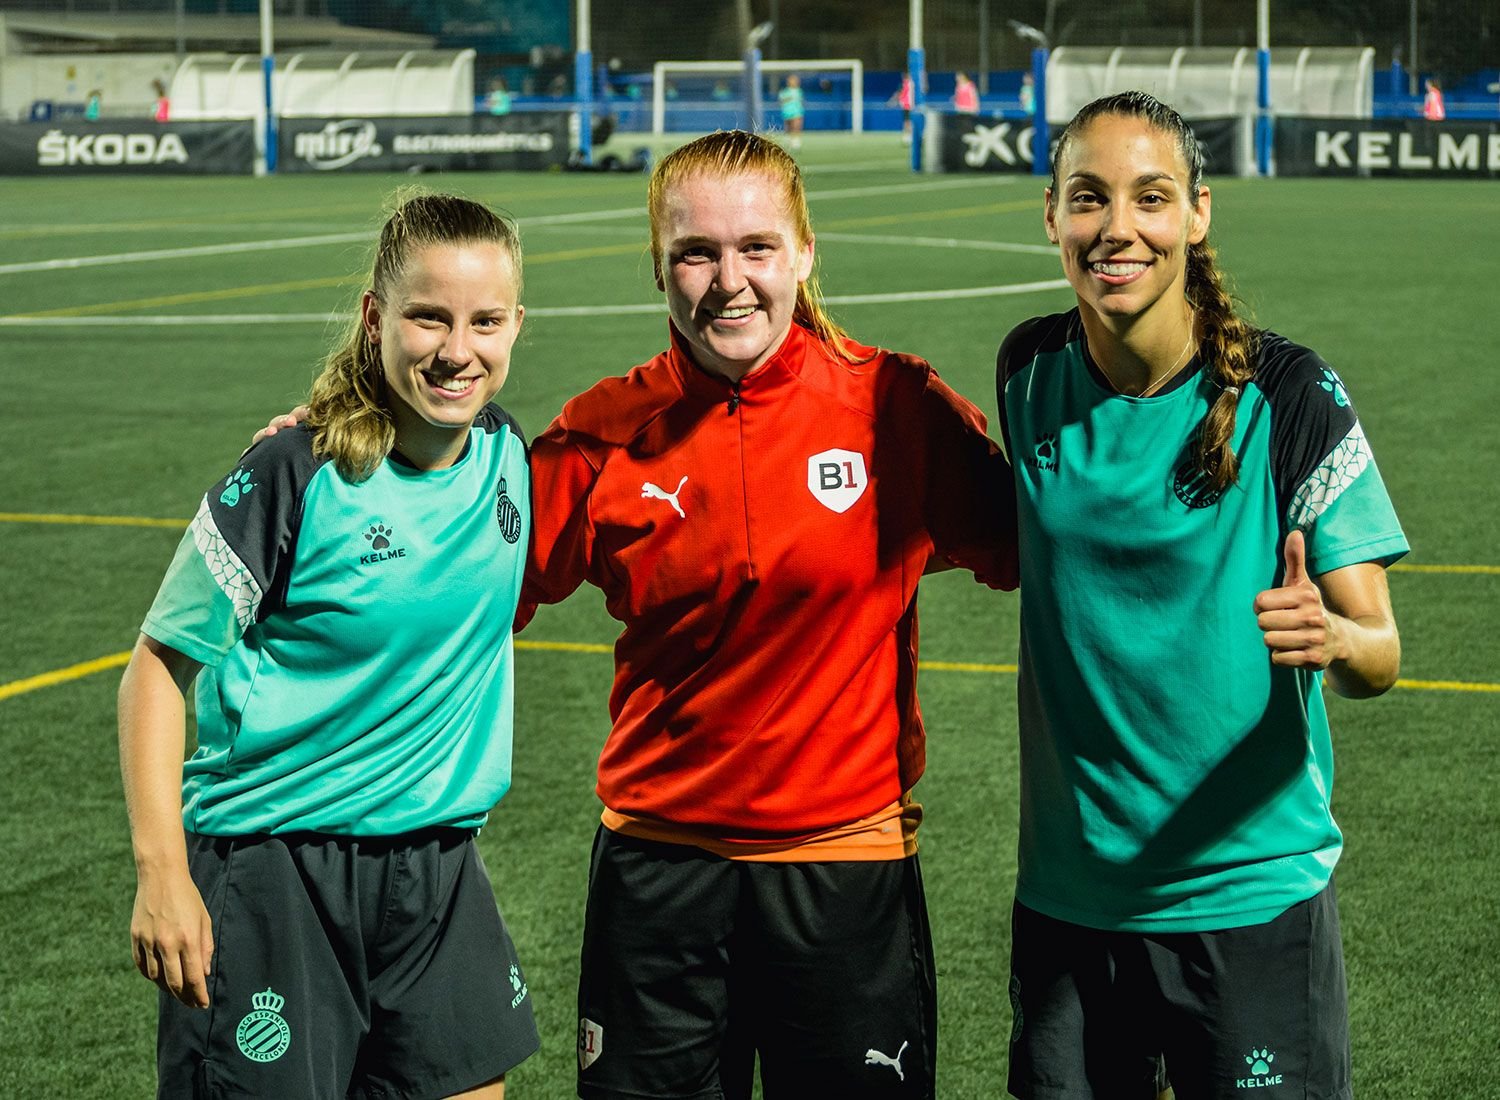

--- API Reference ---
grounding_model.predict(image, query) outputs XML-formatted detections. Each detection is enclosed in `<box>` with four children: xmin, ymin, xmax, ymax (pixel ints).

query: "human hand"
<box><xmin>131</xmin><ymin>866</ymin><xmax>215</xmax><ymax>1008</ymax></box>
<box><xmin>1254</xmin><ymin>530</ymin><xmax>1345</xmax><ymax>670</ymax></box>
<box><xmin>249</xmin><ymin>405</ymin><xmax>310</xmax><ymax>448</ymax></box>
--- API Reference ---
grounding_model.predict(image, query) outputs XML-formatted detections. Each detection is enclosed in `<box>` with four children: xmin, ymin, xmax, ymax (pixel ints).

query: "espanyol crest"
<box><xmin>807</xmin><ymin>448</ymin><xmax>868</xmax><ymax>514</ymax></box>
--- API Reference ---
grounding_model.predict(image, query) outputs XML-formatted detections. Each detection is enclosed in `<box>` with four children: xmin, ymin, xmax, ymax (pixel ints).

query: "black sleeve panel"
<box><xmin>478</xmin><ymin>401</ymin><xmax>527</xmax><ymax>449</ymax></box>
<box><xmin>204</xmin><ymin>425</ymin><xmax>326</xmax><ymax>622</ymax></box>
<box><xmin>1253</xmin><ymin>332</ymin><xmax>1361</xmax><ymax>523</ymax></box>
<box><xmin>994</xmin><ymin>310</ymin><xmax>1076</xmax><ymax>461</ymax></box>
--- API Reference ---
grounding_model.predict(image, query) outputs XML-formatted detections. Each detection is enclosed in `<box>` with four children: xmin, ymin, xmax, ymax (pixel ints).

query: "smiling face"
<box><xmin>1045</xmin><ymin>113</ymin><xmax>1210</xmax><ymax>332</ymax></box>
<box><xmin>656</xmin><ymin>170</ymin><xmax>815</xmax><ymax>382</ymax></box>
<box><xmin>362</xmin><ymin>242</ymin><xmax>523</xmax><ymax>464</ymax></box>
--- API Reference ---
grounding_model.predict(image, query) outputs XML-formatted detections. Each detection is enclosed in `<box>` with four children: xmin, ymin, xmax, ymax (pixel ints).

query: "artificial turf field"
<box><xmin>0</xmin><ymin>133</ymin><xmax>1496</xmax><ymax>1098</ymax></box>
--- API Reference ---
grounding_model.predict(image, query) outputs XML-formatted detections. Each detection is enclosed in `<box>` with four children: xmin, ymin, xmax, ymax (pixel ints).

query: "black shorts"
<box><xmin>1007</xmin><ymin>882</ymin><xmax>1350</xmax><ymax>1100</ymax></box>
<box><xmin>158</xmin><ymin>828</ymin><xmax>539</xmax><ymax>1099</ymax></box>
<box><xmin>576</xmin><ymin>827</ymin><xmax>936</xmax><ymax>1100</ymax></box>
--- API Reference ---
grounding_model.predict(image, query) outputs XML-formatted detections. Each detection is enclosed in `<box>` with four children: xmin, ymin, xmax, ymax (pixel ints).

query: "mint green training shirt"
<box><xmin>141</xmin><ymin>407</ymin><xmax>530</xmax><ymax>836</ymax></box>
<box><xmin>997</xmin><ymin>312</ymin><xmax>1407</xmax><ymax>932</ymax></box>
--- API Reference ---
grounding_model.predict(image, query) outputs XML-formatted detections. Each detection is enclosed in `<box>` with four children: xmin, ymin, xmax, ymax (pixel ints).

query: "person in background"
<box><xmin>121</xmin><ymin>193</ymin><xmax>539</xmax><ymax>1099</ymax></box>
<box><xmin>84</xmin><ymin>89</ymin><xmax>102</xmax><ymax>121</ymax></box>
<box><xmin>1019</xmin><ymin>71</ymin><xmax>1036</xmax><ymax>116</ymax></box>
<box><xmin>894</xmin><ymin>72</ymin><xmax>916</xmax><ymax>143</ymax></box>
<box><xmin>953</xmin><ymin>71</ymin><xmax>980</xmax><ymax>115</ymax></box>
<box><xmin>151</xmin><ymin>78</ymin><xmax>170</xmax><ymax>122</ymax></box>
<box><xmin>998</xmin><ymin>90</ymin><xmax>1406</xmax><ymax>1100</ymax></box>
<box><xmin>1422</xmin><ymin>78</ymin><xmax>1446</xmax><ymax>120</ymax></box>
<box><xmin>486</xmin><ymin>77</ymin><xmax>513</xmax><ymax>116</ymax></box>
<box><xmin>778</xmin><ymin>73</ymin><xmax>805</xmax><ymax>150</ymax></box>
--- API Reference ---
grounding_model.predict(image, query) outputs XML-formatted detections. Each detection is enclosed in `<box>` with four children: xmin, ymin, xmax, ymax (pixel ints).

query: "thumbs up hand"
<box><xmin>1254</xmin><ymin>529</ymin><xmax>1345</xmax><ymax>670</ymax></box>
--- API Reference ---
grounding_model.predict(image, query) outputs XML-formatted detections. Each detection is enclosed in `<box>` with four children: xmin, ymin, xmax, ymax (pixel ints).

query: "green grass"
<box><xmin>1</xmin><ymin>135</ymin><xmax>1496</xmax><ymax>1097</ymax></box>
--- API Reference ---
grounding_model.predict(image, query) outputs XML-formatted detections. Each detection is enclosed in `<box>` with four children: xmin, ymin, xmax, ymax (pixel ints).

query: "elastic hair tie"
<box><xmin>1222</xmin><ymin>385</ymin><xmax>1240</xmax><ymax>397</ymax></box>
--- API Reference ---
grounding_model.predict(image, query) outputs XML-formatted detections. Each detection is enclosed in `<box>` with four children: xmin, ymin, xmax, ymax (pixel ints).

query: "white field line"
<box><xmin>818</xmin><ymin>231</ymin><xmax>1055</xmax><ymax>255</ymax></box>
<box><xmin>0</xmin><ymin>206</ymin><xmax>646</xmax><ymax>276</ymax></box>
<box><xmin>0</xmin><ymin>278</ymin><xmax>1070</xmax><ymax>328</ymax></box>
<box><xmin>806</xmin><ymin>176</ymin><xmax>1019</xmax><ymax>201</ymax></box>
<box><xmin>0</xmin><ymin>176</ymin><xmax>1009</xmax><ymax>277</ymax></box>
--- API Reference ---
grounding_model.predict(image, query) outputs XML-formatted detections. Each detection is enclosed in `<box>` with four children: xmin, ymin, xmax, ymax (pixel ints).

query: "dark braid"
<box><xmin>1186</xmin><ymin>240</ymin><xmax>1259</xmax><ymax>492</ymax></box>
<box><xmin>1050</xmin><ymin>90</ymin><xmax>1259</xmax><ymax>493</ymax></box>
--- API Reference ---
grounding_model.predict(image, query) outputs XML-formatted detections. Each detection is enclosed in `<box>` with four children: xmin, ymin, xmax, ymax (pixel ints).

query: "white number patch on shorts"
<box><xmin>578</xmin><ymin>1017</ymin><xmax>604</xmax><ymax>1070</ymax></box>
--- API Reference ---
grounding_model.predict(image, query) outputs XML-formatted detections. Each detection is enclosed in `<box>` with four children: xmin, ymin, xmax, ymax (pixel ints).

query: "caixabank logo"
<box><xmin>37</xmin><ymin>130</ymin><xmax>188</xmax><ymax>167</ymax></box>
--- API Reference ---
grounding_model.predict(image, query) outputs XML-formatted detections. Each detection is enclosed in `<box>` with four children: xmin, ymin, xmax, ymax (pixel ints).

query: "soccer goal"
<box><xmin>649</xmin><ymin>58</ymin><xmax>864</xmax><ymax>135</ymax></box>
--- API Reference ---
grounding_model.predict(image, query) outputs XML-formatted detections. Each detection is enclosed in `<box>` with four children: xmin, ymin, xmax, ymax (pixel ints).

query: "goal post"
<box><xmin>650</xmin><ymin>58</ymin><xmax>864</xmax><ymax>135</ymax></box>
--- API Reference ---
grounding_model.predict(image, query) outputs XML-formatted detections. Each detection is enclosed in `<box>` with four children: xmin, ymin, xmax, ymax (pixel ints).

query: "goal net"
<box><xmin>649</xmin><ymin>59</ymin><xmax>864</xmax><ymax>135</ymax></box>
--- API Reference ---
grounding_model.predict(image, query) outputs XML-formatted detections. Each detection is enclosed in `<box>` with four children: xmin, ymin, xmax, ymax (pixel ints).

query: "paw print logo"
<box><xmin>509</xmin><ymin>964</ymin><xmax>522</xmax><ymax>993</ymax></box>
<box><xmin>1032</xmin><ymin>433</ymin><xmax>1059</xmax><ymax>471</ymax></box>
<box><xmin>219</xmin><ymin>468</ymin><xmax>255</xmax><ymax>508</ymax></box>
<box><xmin>365</xmin><ymin>523</ymin><xmax>392</xmax><ymax>551</ymax></box>
<box><xmin>1317</xmin><ymin>368</ymin><xmax>1349</xmax><ymax>408</ymax></box>
<box><xmin>1245</xmin><ymin>1048</ymin><xmax>1275</xmax><ymax>1075</ymax></box>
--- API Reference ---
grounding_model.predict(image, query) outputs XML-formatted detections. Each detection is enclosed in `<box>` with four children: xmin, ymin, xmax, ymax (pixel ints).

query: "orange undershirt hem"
<box><xmin>600</xmin><ymin>798</ymin><xmax>921</xmax><ymax>862</ymax></box>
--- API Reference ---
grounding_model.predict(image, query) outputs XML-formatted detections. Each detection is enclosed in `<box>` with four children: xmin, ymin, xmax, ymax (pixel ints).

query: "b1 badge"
<box><xmin>807</xmin><ymin>448</ymin><xmax>868</xmax><ymax>514</ymax></box>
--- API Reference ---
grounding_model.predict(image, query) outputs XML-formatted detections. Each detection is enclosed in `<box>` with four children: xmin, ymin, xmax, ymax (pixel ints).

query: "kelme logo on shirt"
<box><xmin>496</xmin><ymin>476</ymin><xmax>523</xmax><ymax>543</ymax></box>
<box><xmin>1318</xmin><ymin>367</ymin><xmax>1350</xmax><ymax>408</ymax></box>
<box><xmin>1028</xmin><ymin>433</ymin><xmax>1058</xmax><ymax>472</ymax></box>
<box><xmin>235</xmin><ymin>987</ymin><xmax>291</xmax><ymax>1063</ymax></box>
<box><xmin>219</xmin><ymin>467</ymin><xmax>255</xmax><ymax>507</ymax></box>
<box><xmin>1236</xmin><ymin>1047</ymin><xmax>1282</xmax><ymax>1088</ymax></box>
<box><xmin>360</xmin><ymin>521</ymin><xmax>407</xmax><ymax>564</ymax></box>
<box><xmin>508</xmin><ymin>962</ymin><xmax>529</xmax><ymax>1008</ymax></box>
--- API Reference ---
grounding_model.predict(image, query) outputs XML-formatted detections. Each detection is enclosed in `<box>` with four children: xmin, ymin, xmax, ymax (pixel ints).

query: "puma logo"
<box><xmin>641</xmin><ymin>476</ymin><xmax>688</xmax><ymax>519</ymax></box>
<box><xmin>864</xmin><ymin>1040</ymin><xmax>908</xmax><ymax>1081</ymax></box>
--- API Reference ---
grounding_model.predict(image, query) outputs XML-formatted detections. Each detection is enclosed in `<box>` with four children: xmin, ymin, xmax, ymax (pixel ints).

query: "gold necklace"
<box><xmin>1103</xmin><ymin>326</ymin><xmax>1197</xmax><ymax>398</ymax></box>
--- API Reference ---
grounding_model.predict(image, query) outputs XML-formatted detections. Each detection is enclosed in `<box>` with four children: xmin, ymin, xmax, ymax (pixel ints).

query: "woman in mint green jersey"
<box><xmin>996</xmin><ymin>92</ymin><xmax>1406</xmax><ymax>1100</ymax></box>
<box><xmin>119</xmin><ymin>194</ymin><xmax>538</xmax><ymax>1099</ymax></box>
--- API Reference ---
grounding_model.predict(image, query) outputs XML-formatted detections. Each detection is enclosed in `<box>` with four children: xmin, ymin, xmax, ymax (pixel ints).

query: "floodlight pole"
<box><xmin>744</xmin><ymin>47</ymin><xmax>764</xmax><ymax>131</ymax></box>
<box><xmin>1255</xmin><ymin>0</ymin><xmax>1270</xmax><ymax>176</ymax></box>
<box><xmin>908</xmin><ymin>0</ymin><xmax>924</xmax><ymax>172</ymax></box>
<box><xmin>576</xmin><ymin>0</ymin><xmax>593</xmax><ymax>164</ymax></box>
<box><xmin>260</xmin><ymin>0</ymin><xmax>276</xmax><ymax>174</ymax></box>
<box><xmin>977</xmin><ymin>0</ymin><xmax>989</xmax><ymax>95</ymax></box>
<box><xmin>1031</xmin><ymin>47</ymin><xmax>1048</xmax><ymax>176</ymax></box>
<box><xmin>1408</xmin><ymin>0</ymin><xmax>1419</xmax><ymax>95</ymax></box>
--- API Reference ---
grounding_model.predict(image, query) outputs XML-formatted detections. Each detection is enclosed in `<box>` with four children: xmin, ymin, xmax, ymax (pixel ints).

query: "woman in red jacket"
<box><xmin>522</xmin><ymin>130</ymin><xmax>1015</xmax><ymax>1100</ymax></box>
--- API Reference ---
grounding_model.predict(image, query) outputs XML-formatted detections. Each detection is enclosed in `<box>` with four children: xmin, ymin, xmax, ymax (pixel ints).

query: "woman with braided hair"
<box><xmin>996</xmin><ymin>91</ymin><xmax>1407</xmax><ymax>1099</ymax></box>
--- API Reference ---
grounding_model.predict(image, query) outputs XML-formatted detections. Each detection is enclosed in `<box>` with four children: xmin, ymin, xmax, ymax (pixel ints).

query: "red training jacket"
<box><xmin>520</xmin><ymin>322</ymin><xmax>1016</xmax><ymax>842</ymax></box>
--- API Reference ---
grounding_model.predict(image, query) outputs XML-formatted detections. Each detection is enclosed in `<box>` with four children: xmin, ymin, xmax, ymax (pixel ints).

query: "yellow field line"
<box><xmin>0</xmin><ymin>512</ymin><xmax>188</xmax><ymax>529</ymax></box>
<box><xmin>0</xmin><ymin>651</ymin><xmax>132</xmax><ymax>701</ymax></box>
<box><xmin>526</xmin><ymin>242</ymin><xmax>645</xmax><ymax>265</ymax></box>
<box><xmin>16</xmin><ymin>276</ymin><xmax>356</xmax><ymax>318</ymax></box>
<box><xmin>12</xmin><ymin>203</ymin><xmax>1020</xmax><ymax>320</ymax></box>
<box><xmin>11</xmin><ymin>240</ymin><xmax>645</xmax><ymax>319</ymax></box>
<box><xmin>920</xmin><ymin>659</ymin><xmax>1019</xmax><ymax>673</ymax></box>
<box><xmin>3</xmin><ymin>512</ymin><xmax>1500</xmax><ymax>582</ymax></box>
<box><xmin>821</xmin><ymin>199</ymin><xmax>1038</xmax><ymax>231</ymax></box>
<box><xmin>2</xmin><ymin>643</ymin><xmax>1495</xmax><ymax>702</ymax></box>
<box><xmin>1390</xmin><ymin>563</ymin><xmax>1500</xmax><ymax>575</ymax></box>
<box><xmin>0</xmin><ymin>185</ymin><xmax>641</xmax><ymax>241</ymax></box>
<box><xmin>516</xmin><ymin>639</ymin><xmax>612</xmax><ymax>654</ymax></box>
<box><xmin>1394</xmin><ymin>678</ymin><xmax>1500</xmax><ymax>693</ymax></box>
